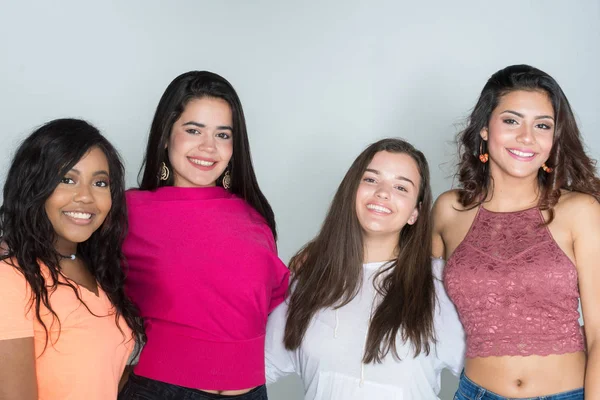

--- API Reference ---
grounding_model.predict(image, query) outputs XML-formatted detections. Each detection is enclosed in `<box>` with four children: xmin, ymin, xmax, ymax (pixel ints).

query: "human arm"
<box><xmin>569</xmin><ymin>194</ymin><xmax>600</xmax><ymax>399</ymax></box>
<box><xmin>265</xmin><ymin>301</ymin><xmax>299</xmax><ymax>384</ymax></box>
<box><xmin>432</xmin><ymin>257</ymin><xmax>465</xmax><ymax>376</ymax></box>
<box><xmin>0</xmin><ymin>338</ymin><xmax>38</xmax><ymax>399</ymax></box>
<box><xmin>0</xmin><ymin>263</ymin><xmax>38</xmax><ymax>399</ymax></box>
<box><xmin>432</xmin><ymin>190</ymin><xmax>460</xmax><ymax>259</ymax></box>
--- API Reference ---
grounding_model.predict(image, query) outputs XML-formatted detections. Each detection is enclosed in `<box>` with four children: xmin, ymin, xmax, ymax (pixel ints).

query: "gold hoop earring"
<box><xmin>222</xmin><ymin>170</ymin><xmax>231</xmax><ymax>190</ymax></box>
<box><xmin>160</xmin><ymin>162</ymin><xmax>170</xmax><ymax>181</ymax></box>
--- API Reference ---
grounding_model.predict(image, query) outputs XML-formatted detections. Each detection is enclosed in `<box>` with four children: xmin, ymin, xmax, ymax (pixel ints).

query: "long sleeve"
<box><xmin>265</xmin><ymin>300</ymin><xmax>298</xmax><ymax>384</ymax></box>
<box><xmin>432</xmin><ymin>257</ymin><xmax>465</xmax><ymax>376</ymax></box>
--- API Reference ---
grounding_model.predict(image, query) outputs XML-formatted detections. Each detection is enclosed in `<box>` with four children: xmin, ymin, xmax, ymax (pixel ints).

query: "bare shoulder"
<box><xmin>433</xmin><ymin>190</ymin><xmax>464</xmax><ymax>228</ymax></box>
<box><xmin>555</xmin><ymin>191</ymin><xmax>600</xmax><ymax>237</ymax></box>
<box><xmin>557</xmin><ymin>191</ymin><xmax>600</xmax><ymax>219</ymax></box>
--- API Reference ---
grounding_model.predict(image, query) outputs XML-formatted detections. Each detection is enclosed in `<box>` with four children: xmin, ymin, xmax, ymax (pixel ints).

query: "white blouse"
<box><xmin>265</xmin><ymin>258</ymin><xmax>465</xmax><ymax>400</ymax></box>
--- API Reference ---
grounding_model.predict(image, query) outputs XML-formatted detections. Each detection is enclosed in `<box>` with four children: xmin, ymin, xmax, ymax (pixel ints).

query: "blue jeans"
<box><xmin>118</xmin><ymin>372</ymin><xmax>268</xmax><ymax>400</ymax></box>
<box><xmin>454</xmin><ymin>371</ymin><xmax>584</xmax><ymax>400</ymax></box>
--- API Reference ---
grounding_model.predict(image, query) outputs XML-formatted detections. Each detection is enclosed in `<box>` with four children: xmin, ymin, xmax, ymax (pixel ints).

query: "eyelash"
<box><xmin>186</xmin><ymin>129</ymin><xmax>232</xmax><ymax>139</ymax></box>
<box><xmin>362</xmin><ymin>178</ymin><xmax>407</xmax><ymax>192</ymax></box>
<box><xmin>502</xmin><ymin>119</ymin><xmax>553</xmax><ymax>130</ymax></box>
<box><xmin>60</xmin><ymin>177</ymin><xmax>109</xmax><ymax>188</ymax></box>
<box><xmin>95</xmin><ymin>180</ymin><xmax>110</xmax><ymax>188</ymax></box>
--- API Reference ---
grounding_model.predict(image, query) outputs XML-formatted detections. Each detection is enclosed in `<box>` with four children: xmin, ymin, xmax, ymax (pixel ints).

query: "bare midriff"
<box><xmin>199</xmin><ymin>387</ymin><xmax>256</xmax><ymax>396</ymax></box>
<box><xmin>464</xmin><ymin>352</ymin><xmax>585</xmax><ymax>398</ymax></box>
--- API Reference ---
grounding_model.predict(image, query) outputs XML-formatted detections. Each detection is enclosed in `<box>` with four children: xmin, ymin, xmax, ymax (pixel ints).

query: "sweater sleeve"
<box><xmin>432</xmin><ymin>257</ymin><xmax>465</xmax><ymax>376</ymax></box>
<box><xmin>265</xmin><ymin>300</ymin><xmax>298</xmax><ymax>384</ymax></box>
<box><xmin>265</xmin><ymin>230</ymin><xmax>290</xmax><ymax>314</ymax></box>
<box><xmin>0</xmin><ymin>261</ymin><xmax>34</xmax><ymax>340</ymax></box>
<box><xmin>268</xmin><ymin>265</ymin><xmax>290</xmax><ymax>314</ymax></box>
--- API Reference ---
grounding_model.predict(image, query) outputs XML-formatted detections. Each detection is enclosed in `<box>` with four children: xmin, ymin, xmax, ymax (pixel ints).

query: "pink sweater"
<box><xmin>123</xmin><ymin>186</ymin><xmax>289</xmax><ymax>390</ymax></box>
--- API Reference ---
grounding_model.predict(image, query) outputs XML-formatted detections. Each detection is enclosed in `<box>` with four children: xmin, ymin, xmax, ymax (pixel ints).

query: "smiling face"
<box><xmin>482</xmin><ymin>90</ymin><xmax>555</xmax><ymax>180</ymax></box>
<box><xmin>355</xmin><ymin>151</ymin><xmax>421</xmax><ymax>241</ymax></box>
<box><xmin>167</xmin><ymin>96</ymin><xmax>234</xmax><ymax>188</ymax></box>
<box><xmin>44</xmin><ymin>147</ymin><xmax>112</xmax><ymax>255</ymax></box>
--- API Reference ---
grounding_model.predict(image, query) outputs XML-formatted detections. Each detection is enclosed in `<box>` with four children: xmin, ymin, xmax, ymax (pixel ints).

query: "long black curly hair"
<box><xmin>0</xmin><ymin>118</ymin><xmax>145</xmax><ymax>353</ymax></box>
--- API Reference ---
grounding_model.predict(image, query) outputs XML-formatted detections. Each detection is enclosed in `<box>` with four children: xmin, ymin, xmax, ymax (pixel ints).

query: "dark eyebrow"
<box><xmin>70</xmin><ymin>168</ymin><xmax>109</xmax><ymax>177</ymax></box>
<box><xmin>182</xmin><ymin>121</ymin><xmax>233</xmax><ymax>131</ymax></box>
<box><xmin>364</xmin><ymin>168</ymin><xmax>415</xmax><ymax>187</ymax></box>
<box><xmin>500</xmin><ymin>110</ymin><xmax>555</xmax><ymax>121</ymax></box>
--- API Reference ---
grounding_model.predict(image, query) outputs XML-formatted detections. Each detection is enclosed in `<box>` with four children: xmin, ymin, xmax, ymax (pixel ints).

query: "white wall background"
<box><xmin>1</xmin><ymin>1</ymin><xmax>599</xmax><ymax>399</ymax></box>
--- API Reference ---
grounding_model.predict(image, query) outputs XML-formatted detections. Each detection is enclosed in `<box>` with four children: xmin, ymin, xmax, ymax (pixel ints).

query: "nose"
<box><xmin>198</xmin><ymin>133</ymin><xmax>216</xmax><ymax>152</ymax></box>
<box><xmin>73</xmin><ymin>184</ymin><xmax>94</xmax><ymax>204</ymax></box>
<box><xmin>516</xmin><ymin>124</ymin><xmax>536</xmax><ymax>145</ymax></box>
<box><xmin>375</xmin><ymin>184</ymin><xmax>390</xmax><ymax>200</ymax></box>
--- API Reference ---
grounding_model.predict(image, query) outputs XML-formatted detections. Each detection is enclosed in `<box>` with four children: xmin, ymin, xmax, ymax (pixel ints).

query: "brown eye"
<box><xmin>94</xmin><ymin>180</ymin><xmax>110</xmax><ymax>188</ymax></box>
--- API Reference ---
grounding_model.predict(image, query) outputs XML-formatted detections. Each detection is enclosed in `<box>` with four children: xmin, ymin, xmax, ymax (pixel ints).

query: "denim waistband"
<box><xmin>125</xmin><ymin>372</ymin><xmax>267</xmax><ymax>400</ymax></box>
<box><xmin>457</xmin><ymin>371</ymin><xmax>584</xmax><ymax>400</ymax></box>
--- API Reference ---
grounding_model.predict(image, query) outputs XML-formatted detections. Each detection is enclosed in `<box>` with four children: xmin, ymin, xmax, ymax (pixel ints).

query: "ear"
<box><xmin>480</xmin><ymin>127</ymin><xmax>489</xmax><ymax>141</ymax></box>
<box><xmin>407</xmin><ymin>207</ymin><xmax>419</xmax><ymax>226</ymax></box>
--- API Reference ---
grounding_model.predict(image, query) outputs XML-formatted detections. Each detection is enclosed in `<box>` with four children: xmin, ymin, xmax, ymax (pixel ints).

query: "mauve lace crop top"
<box><xmin>443</xmin><ymin>206</ymin><xmax>585</xmax><ymax>358</ymax></box>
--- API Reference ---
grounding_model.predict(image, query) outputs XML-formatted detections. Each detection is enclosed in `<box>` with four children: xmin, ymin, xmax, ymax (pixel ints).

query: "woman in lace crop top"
<box><xmin>433</xmin><ymin>65</ymin><xmax>600</xmax><ymax>399</ymax></box>
<box><xmin>266</xmin><ymin>139</ymin><xmax>465</xmax><ymax>400</ymax></box>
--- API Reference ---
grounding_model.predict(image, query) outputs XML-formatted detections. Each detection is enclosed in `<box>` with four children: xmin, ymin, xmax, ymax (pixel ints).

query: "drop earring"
<box><xmin>160</xmin><ymin>162</ymin><xmax>170</xmax><ymax>181</ymax></box>
<box><xmin>541</xmin><ymin>163</ymin><xmax>553</xmax><ymax>173</ymax></box>
<box><xmin>222</xmin><ymin>170</ymin><xmax>231</xmax><ymax>190</ymax></box>
<box><xmin>479</xmin><ymin>141</ymin><xmax>489</xmax><ymax>164</ymax></box>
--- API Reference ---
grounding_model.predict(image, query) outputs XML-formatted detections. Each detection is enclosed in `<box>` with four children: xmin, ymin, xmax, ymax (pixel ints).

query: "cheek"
<box><xmin>355</xmin><ymin>185</ymin><xmax>369</xmax><ymax>205</ymax></box>
<box><xmin>540</xmin><ymin>135</ymin><xmax>554</xmax><ymax>154</ymax></box>
<box><xmin>168</xmin><ymin>132</ymin><xmax>191</xmax><ymax>155</ymax></box>
<box><xmin>44</xmin><ymin>190</ymin><xmax>69</xmax><ymax>214</ymax></box>
<box><xmin>395</xmin><ymin>196</ymin><xmax>417</xmax><ymax>216</ymax></box>
<box><xmin>219</xmin><ymin>141</ymin><xmax>234</xmax><ymax>162</ymax></box>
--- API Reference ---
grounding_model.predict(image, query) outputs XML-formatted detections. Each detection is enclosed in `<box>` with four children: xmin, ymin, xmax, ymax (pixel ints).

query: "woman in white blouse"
<box><xmin>265</xmin><ymin>138</ymin><xmax>464</xmax><ymax>400</ymax></box>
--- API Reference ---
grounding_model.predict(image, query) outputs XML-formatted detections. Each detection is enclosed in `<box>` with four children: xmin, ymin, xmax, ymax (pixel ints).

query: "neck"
<box><xmin>486</xmin><ymin>167</ymin><xmax>540</xmax><ymax>212</ymax></box>
<box><xmin>363</xmin><ymin>233</ymin><xmax>397</xmax><ymax>264</ymax></box>
<box><xmin>54</xmin><ymin>238</ymin><xmax>77</xmax><ymax>258</ymax></box>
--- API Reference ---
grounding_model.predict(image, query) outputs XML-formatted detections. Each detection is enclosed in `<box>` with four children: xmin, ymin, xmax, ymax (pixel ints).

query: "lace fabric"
<box><xmin>444</xmin><ymin>207</ymin><xmax>585</xmax><ymax>358</ymax></box>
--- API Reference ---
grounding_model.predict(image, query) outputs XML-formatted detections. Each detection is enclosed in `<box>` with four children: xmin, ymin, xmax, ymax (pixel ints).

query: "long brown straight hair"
<box><xmin>284</xmin><ymin>138</ymin><xmax>435</xmax><ymax>363</ymax></box>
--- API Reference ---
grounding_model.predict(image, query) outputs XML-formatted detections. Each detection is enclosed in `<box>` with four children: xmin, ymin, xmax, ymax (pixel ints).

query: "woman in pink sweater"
<box><xmin>118</xmin><ymin>71</ymin><xmax>289</xmax><ymax>400</ymax></box>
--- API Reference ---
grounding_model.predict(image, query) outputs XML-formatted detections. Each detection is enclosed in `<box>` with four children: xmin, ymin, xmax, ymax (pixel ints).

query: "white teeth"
<box><xmin>508</xmin><ymin>149</ymin><xmax>534</xmax><ymax>157</ymax></box>
<box><xmin>189</xmin><ymin>158</ymin><xmax>215</xmax><ymax>166</ymax></box>
<box><xmin>64</xmin><ymin>212</ymin><xmax>92</xmax><ymax>220</ymax></box>
<box><xmin>366</xmin><ymin>204</ymin><xmax>392</xmax><ymax>214</ymax></box>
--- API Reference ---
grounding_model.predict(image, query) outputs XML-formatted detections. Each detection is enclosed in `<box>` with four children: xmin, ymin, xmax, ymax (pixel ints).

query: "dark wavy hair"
<box><xmin>0</xmin><ymin>118</ymin><xmax>145</xmax><ymax>353</ymax></box>
<box><xmin>284</xmin><ymin>138</ymin><xmax>435</xmax><ymax>363</ymax></box>
<box><xmin>457</xmin><ymin>64</ymin><xmax>600</xmax><ymax>218</ymax></box>
<box><xmin>138</xmin><ymin>70</ymin><xmax>277</xmax><ymax>239</ymax></box>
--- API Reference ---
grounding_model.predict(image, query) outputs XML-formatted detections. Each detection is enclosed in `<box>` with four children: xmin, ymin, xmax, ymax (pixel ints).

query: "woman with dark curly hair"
<box><xmin>0</xmin><ymin>118</ymin><xmax>145</xmax><ymax>400</ymax></box>
<box><xmin>433</xmin><ymin>65</ymin><xmax>600</xmax><ymax>399</ymax></box>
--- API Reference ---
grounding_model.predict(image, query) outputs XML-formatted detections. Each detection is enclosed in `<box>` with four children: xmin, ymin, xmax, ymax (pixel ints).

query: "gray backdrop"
<box><xmin>1</xmin><ymin>1</ymin><xmax>599</xmax><ymax>399</ymax></box>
